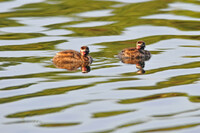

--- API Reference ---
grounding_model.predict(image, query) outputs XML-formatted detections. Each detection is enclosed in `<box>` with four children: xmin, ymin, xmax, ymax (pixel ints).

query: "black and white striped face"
<box><xmin>136</xmin><ymin>41</ymin><xmax>145</xmax><ymax>50</ymax></box>
<box><xmin>80</xmin><ymin>46</ymin><xmax>89</xmax><ymax>56</ymax></box>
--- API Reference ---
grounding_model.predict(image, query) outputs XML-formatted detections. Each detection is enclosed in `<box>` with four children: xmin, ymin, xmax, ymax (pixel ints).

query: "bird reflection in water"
<box><xmin>52</xmin><ymin>46</ymin><xmax>92</xmax><ymax>73</ymax></box>
<box><xmin>53</xmin><ymin>60</ymin><xmax>91</xmax><ymax>73</ymax></box>
<box><xmin>119</xmin><ymin>57</ymin><xmax>149</xmax><ymax>74</ymax></box>
<box><xmin>118</xmin><ymin>41</ymin><xmax>151</xmax><ymax>74</ymax></box>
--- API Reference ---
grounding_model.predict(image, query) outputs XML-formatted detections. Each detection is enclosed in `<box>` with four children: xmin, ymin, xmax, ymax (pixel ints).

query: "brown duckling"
<box><xmin>53</xmin><ymin>46</ymin><xmax>93</xmax><ymax>63</ymax></box>
<box><xmin>118</xmin><ymin>41</ymin><xmax>151</xmax><ymax>60</ymax></box>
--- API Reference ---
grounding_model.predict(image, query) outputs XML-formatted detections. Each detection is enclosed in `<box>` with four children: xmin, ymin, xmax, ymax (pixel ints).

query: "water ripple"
<box><xmin>0</xmin><ymin>0</ymin><xmax>200</xmax><ymax>133</ymax></box>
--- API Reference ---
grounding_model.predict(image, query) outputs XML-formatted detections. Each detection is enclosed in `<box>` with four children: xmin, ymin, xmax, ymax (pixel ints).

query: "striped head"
<box><xmin>136</xmin><ymin>41</ymin><xmax>146</xmax><ymax>50</ymax></box>
<box><xmin>80</xmin><ymin>46</ymin><xmax>89</xmax><ymax>56</ymax></box>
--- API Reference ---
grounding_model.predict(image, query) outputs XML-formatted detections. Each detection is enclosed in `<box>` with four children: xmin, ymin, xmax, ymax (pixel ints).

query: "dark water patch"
<box><xmin>0</xmin><ymin>0</ymin><xmax>118</xmax><ymax>17</ymax></box>
<box><xmin>0</xmin><ymin>76</ymin><xmax>138</xmax><ymax>104</ymax></box>
<box><xmin>0</xmin><ymin>18</ymin><xmax>23</xmax><ymax>27</ymax></box>
<box><xmin>152</xmin><ymin>108</ymin><xmax>200</xmax><ymax>118</ymax></box>
<box><xmin>67</xmin><ymin>26</ymin><xmax>121</xmax><ymax>37</ymax></box>
<box><xmin>0</xmin><ymin>33</ymin><xmax>45</xmax><ymax>40</ymax></box>
<box><xmin>94</xmin><ymin>121</ymin><xmax>145</xmax><ymax>133</ymax></box>
<box><xmin>189</xmin><ymin>96</ymin><xmax>200</xmax><ymax>103</ymax></box>
<box><xmin>0</xmin><ymin>40</ymin><xmax>66</xmax><ymax>51</ymax></box>
<box><xmin>0</xmin><ymin>83</ymin><xmax>35</xmax><ymax>91</ymax></box>
<box><xmin>181</xmin><ymin>45</ymin><xmax>200</xmax><ymax>48</ymax></box>
<box><xmin>119</xmin><ymin>73</ymin><xmax>200</xmax><ymax>90</ymax></box>
<box><xmin>0</xmin><ymin>70</ymin><xmax>102</xmax><ymax>80</ymax></box>
<box><xmin>118</xmin><ymin>92</ymin><xmax>187</xmax><ymax>104</ymax></box>
<box><xmin>138</xmin><ymin>123</ymin><xmax>200</xmax><ymax>133</ymax></box>
<box><xmin>0</xmin><ymin>57</ymin><xmax>52</xmax><ymax>63</ymax></box>
<box><xmin>169</xmin><ymin>10</ymin><xmax>200</xmax><ymax>20</ymax></box>
<box><xmin>0</xmin><ymin>85</ymin><xmax>91</xmax><ymax>104</ymax></box>
<box><xmin>183</xmin><ymin>56</ymin><xmax>200</xmax><ymax>58</ymax></box>
<box><xmin>38</xmin><ymin>122</ymin><xmax>80</xmax><ymax>127</ymax></box>
<box><xmin>121</xmin><ymin>61</ymin><xmax>200</xmax><ymax>77</ymax></box>
<box><xmin>0</xmin><ymin>61</ymin><xmax>20</xmax><ymax>68</ymax></box>
<box><xmin>4</xmin><ymin>120</ymin><xmax>39</xmax><ymax>125</ymax></box>
<box><xmin>6</xmin><ymin>102</ymin><xmax>88</xmax><ymax>118</ymax></box>
<box><xmin>92</xmin><ymin>109</ymin><xmax>135</xmax><ymax>118</ymax></box>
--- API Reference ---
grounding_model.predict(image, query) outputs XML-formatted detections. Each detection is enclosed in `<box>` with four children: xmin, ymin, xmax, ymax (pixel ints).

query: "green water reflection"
<box><xmin>0</xmin><ymin>0</ymin><xmax>200</xmax><ymax>132</ymax></box>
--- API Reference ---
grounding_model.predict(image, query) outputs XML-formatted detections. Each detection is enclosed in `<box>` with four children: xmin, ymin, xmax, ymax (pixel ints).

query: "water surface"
<box><xmin>0</xmin><ymin>0</ymin><xmax>200</xmax><ymax>133</ymax></box>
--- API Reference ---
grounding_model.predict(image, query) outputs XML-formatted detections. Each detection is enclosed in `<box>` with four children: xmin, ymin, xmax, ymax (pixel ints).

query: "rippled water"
<box><xmin>0</xmin><ymin>0</ymin><xmax>200</xmax><ymax>132</ymax></box>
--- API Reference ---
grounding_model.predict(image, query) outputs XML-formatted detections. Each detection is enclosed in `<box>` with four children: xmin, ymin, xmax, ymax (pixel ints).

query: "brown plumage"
<box><xmin>53</xmin><ymin>46</ymin><xmax>93</xmax><ymax>63</ymax></box>
<box><xmin>118</xmin><ymin>41</ymin><xmax>151</xmax><ymax>60</ymax></box>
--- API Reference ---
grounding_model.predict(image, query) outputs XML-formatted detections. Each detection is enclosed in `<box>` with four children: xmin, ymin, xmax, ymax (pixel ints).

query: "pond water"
<box><xmin>0</xmin><ymin>0</ymin><xmax>200</xmax><ymax>132</ymax></box>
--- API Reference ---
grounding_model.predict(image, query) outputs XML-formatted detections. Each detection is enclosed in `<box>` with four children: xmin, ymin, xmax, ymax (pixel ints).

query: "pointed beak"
<box><xmin>82</xmin><ymin>66</ymin><xmax>88</xmax><ymax>73</ymax></box>
<box><xmin>137</xmin><ymin>45</ymin><xmax>141</xmax><ymax>49</ymax></box>
<box><xmin>82</xmin><ymin>51</ymin><xmax>86</xmax><ymax>55</ymax></box>
<box><xmin>81</xmin><ymin>50</ymin><xmax>86</xmax><ymax>55</ymax></box>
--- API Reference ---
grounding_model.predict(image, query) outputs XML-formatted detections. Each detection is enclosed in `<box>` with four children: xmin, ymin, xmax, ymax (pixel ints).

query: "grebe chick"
<box><xmin>118</xmin><ymin>41</ymin><xmax>151</xmax><ymax>59</ymax></box>
<box><xmin>53</xmin><ymin>46</ymin><xmax>93</xmax><ymax>63</ymax></box>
